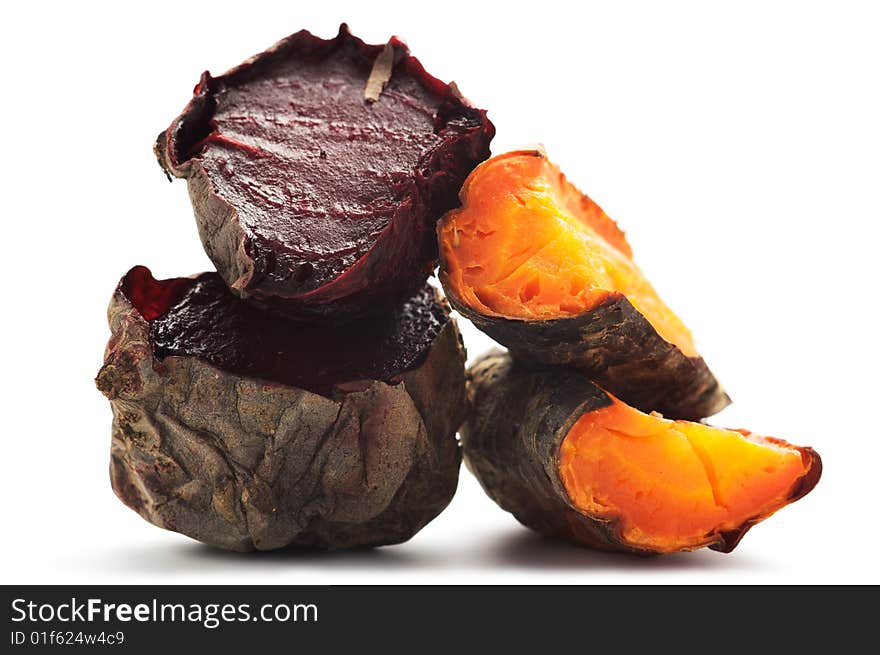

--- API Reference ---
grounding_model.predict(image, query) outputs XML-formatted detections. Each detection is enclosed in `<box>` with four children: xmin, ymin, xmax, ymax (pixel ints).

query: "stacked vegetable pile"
<box><xmin>96</xmin><ymin>26</ymin><xmax>820</xmax><ymax>555</ymax></box>
<box><xmin>96</xmin><ymin>26</ymin><xmax>493</xmax><ymax>551</ymax></box>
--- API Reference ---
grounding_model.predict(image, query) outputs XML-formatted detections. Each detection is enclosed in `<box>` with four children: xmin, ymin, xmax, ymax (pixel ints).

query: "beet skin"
<box><xmin>96</xmin><ymin>267</ymin><xmax>467</xmax><ymax>551</ymax></box>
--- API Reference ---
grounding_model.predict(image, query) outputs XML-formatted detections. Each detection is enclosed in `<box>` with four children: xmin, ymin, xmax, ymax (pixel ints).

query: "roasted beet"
<box><xmin>95</xmin><ymin>266</ymin><xmax>466</xmax><ymax>551</ymax></box>
<box><xmin>156</xmin><ymin>25</ymin><xmax>494</xmax><ymax>320</ymax></box>
<box><xmin>438</xmin><ymin>149</ymin><xmax>728</xmax><ymax>420</ymax></box>
<box><xmin>463</xmin><ymin>352</ymin><xmax>821</xmax><ymax>555</ymax></box>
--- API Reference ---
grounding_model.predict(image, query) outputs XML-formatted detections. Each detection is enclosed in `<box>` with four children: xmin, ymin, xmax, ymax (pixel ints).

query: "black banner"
<box><xmin>1</xmin><ymin>585</ymin><xmax>871</xmax><ymax>651</ymax></box>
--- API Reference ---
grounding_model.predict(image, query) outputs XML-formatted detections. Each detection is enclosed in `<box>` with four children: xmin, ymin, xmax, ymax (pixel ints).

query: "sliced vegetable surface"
<box><xmin>157</xmin><ymin>25</ymin><xmax>494</xmax><ymax>320</ymax></box>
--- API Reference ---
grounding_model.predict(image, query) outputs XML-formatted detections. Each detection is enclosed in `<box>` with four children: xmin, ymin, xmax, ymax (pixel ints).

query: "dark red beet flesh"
<box><xmin>122</xmin><ymin>266</ymin><xmax>448</xmax><ymax>396</ymax></box>
<box><xmin>158</xmin><ymin>26</ymin><xmax>494</xmax><ymax>318</ymax></box>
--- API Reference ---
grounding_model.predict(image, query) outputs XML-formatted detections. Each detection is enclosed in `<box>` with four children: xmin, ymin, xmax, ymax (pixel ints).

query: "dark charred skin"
<box><xmin>95</xmin><ymin>267</ymin><xmax>466</xmax><ymax>551</ymax></box>
<box><xmin>442</xmin><ymin>279</ymin><xmax>730</xmax><ymax>421</ymax></box>
<box><xmin>461</xmin><ymin>351</ymin><xmax>821</xmax><ymax>555</ymax></box>
<box><xmin>156</xmin><ymin>24</ymin><xmax>494</xmax><ymax>321</ymax></box>
<box><xmin>462</xmin><ymin>352</ymin><xmax>629</xmax><ymax>553</ymax></box>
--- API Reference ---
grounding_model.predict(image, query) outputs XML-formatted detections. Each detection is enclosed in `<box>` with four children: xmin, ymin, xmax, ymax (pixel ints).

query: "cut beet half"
<box><xmin>439</xmin><ymin>149</ymin><xmax>728</xmax><ymax>420</ymax></box>
<box><xmin>95</xmin><ymin>266</ymin><xmax>466</xmax><ymax>551</ymax></box>
<box><xmin>156</xmin><ymin>25</ymin><xmax>494</xmax><ymax>320</ymax></box>
<box><xmin>463</xmin><ymin>352</ymin><xmax>821</xmax><ymax>555</ymax></box>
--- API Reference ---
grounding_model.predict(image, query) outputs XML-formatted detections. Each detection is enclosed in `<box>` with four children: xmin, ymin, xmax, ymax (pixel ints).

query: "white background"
<box><xmin>2</xmin><ymin>1</ymin><xmax>878</xmax><ymax>584</ymax></box>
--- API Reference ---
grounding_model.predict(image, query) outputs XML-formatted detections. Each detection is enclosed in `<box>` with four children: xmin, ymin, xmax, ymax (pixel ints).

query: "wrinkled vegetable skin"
<box><xmin>96</xmin><ymin>279</ymin><xmax>466</xmax><ymax>551</ymax></box>
<box><xmin>462</xmin><ymin>351</ymin><xmax>819</xmax><ymax>554</ymax></box>
<box><xmin>444</xmin><ymin>281</ymin><xmax>729</xmax><ymax>421</ymax></box>
<box><xmin>462</xmin><ymin>351</ymin><xmax>630</xmax><ymax>552</ymax></box>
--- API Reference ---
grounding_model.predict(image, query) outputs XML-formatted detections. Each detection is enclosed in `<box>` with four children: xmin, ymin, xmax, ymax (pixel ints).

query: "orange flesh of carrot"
<box><xmin>558</xmin><ymin>396</ymin><xmax>816</xmax><ymax>552</ymax></box>
<box><xmin>439</xmin><ymin>151</ymin><xmax>697</xmax><ymax>357</ymax></box>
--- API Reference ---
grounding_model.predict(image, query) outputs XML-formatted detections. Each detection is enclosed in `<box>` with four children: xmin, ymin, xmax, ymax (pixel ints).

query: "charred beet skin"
<box><xmin>156</xmin><ymin>25</ymin><xmax>494</xmax><ymax>320</ymax></box>
<box><xmin>438</xmin><ymin>149</ymin><xmax>728</xmax><ymax>420</ymax></box>
<box><xmin>463</xmin><ymin>351</ymin><xmax>821</xmax><ymax>555</ymax></box>
<box><xmin>95</xmin><ymin>266</ymin><xmax>466</xmax><ymax>551</ymax></box>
